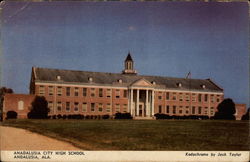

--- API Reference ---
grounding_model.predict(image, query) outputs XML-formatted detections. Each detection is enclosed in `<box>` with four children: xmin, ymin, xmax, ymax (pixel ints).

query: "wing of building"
<box><xmin>27</xmin><ymin>53</ymin><xmax>225</xmax><ymax>119</ymax></box>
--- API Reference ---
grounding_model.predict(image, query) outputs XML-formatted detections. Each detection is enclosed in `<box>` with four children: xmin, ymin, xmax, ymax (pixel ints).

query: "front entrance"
<box><xmin>139</xmin><ymin>104</ymin><xmax>143</xmax><ymax>116</ymax></box>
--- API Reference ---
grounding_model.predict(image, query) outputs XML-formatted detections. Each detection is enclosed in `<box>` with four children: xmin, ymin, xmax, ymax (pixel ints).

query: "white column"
<box><xmin>130</xmin><ymin>89</ymin><xmax>133</xmax><ymax>116</ymax></box>
<box><xmin>152</xmin><ymin>90</ymin><xmax>155</xmax><ymax>116</ymax></box>
<box><xmin>146</xmin><ymin>90</ymin><xmax>149</xmax><ymax>116</ymax></box>
<box><xmin>136</xmin><ymin>89</ymin><xmax>139</xmax><ymax>116</ymax></box>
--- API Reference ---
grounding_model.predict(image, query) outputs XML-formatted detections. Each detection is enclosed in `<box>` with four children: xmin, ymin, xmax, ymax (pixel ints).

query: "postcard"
<box><xmin>0</xmin><ymin>0</ymin><xmax>249</xmax><ymax>161</ymax></box>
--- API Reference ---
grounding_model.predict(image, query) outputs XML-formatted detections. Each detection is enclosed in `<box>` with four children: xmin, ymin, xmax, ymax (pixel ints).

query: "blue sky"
<box><xmin>1</xmin><ymin>1</ymin><xmax>249</xmax><ymax>107</ymax></box>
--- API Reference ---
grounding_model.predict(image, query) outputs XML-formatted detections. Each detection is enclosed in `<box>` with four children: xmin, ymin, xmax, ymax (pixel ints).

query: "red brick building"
<box><xmin>2</xmin><ymin>54</ymin><xmax>246</xmax><ymax>120</ymax></box>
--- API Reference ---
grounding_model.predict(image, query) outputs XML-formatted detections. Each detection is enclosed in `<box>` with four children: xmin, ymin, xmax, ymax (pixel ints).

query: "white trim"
<box><xmin>35</xmin><ymin>82</ymin><xmax>223</xmax><ymax>95</ymax></box>
<box><xmin>161</xmin><ymin>89</ymin><xmax>223</xmax><ymax>95</ymax></box>
<box><xmin>35</xmin><ymin>82</ymin><xmax>128</xmax><ymax>89</ymax></box>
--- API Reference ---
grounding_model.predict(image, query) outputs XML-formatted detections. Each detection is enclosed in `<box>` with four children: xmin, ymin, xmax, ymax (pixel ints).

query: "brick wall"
<box><xmin>3</xmin><ymin>94</ymin><xmax>35</xmax><ymax>120</ymax></box>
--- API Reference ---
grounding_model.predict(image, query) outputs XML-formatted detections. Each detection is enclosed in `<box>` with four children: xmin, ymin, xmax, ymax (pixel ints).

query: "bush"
<box><xmin>241</xmin><ymin>108</ymin><xmax>249</xmax><ymax>120</ymax></box>
<box><xmin>114</xmin><ymin>112</ymin><xmax>132</xmax><ymax>119</ymax></box>
<box><xmin>62</xmin><ymin>115</ymin><xmax>67</xmax><ymax>119</ymax></box>
<box><xmin>214</xmin><ymin>98</ymin><xmax>236</xmax><ymax>120</ymax></box>
<box><xmin>154</xmin><ymin>113</ymin><xmax>172</xmax><ymax>119</ymax></box>
<box><xmin>6</xmin><ymin>111</ymin><xmax>17</xmax><ymax>119</ymax></box>
<box><xmin>52</xmin><ymin>115</ymin><xmax>57</xmax><ymax>119</ymax></box>
<box><xmin>57</xmin><ymin>114</ymin><xmax>62</xmax><ymax>119</ymax></box>
<box><xmin>102</xmin><ymin>114</ymin><xmax>110</xmax><ymax>119</ymax></box>
<box><xmin>28</xmin><ymin>96</ymin><xmax>50</xmax><ymax>119</ymax></box>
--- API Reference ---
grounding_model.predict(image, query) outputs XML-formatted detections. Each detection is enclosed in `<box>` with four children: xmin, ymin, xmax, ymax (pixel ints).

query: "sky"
<box><xmin>1</xmin><ymin>1</ymin><xmax>249</xmax><ymax>107</ymax></box>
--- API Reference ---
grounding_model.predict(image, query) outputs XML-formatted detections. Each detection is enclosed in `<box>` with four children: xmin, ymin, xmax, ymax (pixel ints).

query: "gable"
<box><xmin>131</xmin><ymin>78</ymin><xmax>153</xmax><ymax>87</ymax></box>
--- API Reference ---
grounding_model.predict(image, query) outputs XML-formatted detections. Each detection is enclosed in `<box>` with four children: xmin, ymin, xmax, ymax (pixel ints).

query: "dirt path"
<box><xmin>0</xmin><ymin>126</ymin><xmax>81</xmax><ymax>150</ymax></box>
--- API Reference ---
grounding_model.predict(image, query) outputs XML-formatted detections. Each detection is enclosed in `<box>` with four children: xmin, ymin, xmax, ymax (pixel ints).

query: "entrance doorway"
<box><xmin>139</xmin><ymin>104</ymin><xmax>143</xmax><ymax>116</ymax></box>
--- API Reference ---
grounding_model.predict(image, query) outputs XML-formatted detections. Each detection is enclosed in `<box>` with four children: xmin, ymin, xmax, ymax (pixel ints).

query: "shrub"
<box><xmin>6</xmin><ymin>111</ymin><xmax>17</xmax><ymax>119</ymax></box>
<box><xmin>28</xmin><ymin>96</ymin><xmax>50</xmax><ymax>119</ymax></box>
<box><xmin>102</xmin><ymin>114</ymin><xmax>110</xmax><ymax>119</ymax></box>
<box><xmin>114</xmin><ymin>112</ymin><xmax>132</xmax><ymax>119</ymax></box>
<box><xmin>85</xmin><ymin>115</ymin><xmax>90</xmax><ymax>119</ymax></box>
<box><xmin>154</xmin><ymin>113</ymin><xmax>172</xmax><ymax>119</ymax></box>
<box><xmin>57</xmin><ymin>114</ymin><xmax>62</xmax><ymax>119</ymax></box>
<box><xmin>214</xmin><ymin>98</ymin><xmax>236</xmax><ymax>120</ymax></box>
<box><xmin>62</xmin><ymin>115</ymin><xmax>67</xmax><ymax>119</ymax></box>
<box><xmin>241</xmin><ymin>108</ymin><xmax>249</xmax><ymax>120</ymax></box>
<box><xmin>52</xmin><ymin>115</ymin><xmax>57</xmax><ymax>119</ymax></box>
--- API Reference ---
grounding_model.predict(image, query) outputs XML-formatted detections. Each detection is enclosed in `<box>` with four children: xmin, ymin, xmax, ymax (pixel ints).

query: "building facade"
<box><xmin>27</xmin><ymin>53</ymin><xmax>225</xmax><ymax>119</ymax></box>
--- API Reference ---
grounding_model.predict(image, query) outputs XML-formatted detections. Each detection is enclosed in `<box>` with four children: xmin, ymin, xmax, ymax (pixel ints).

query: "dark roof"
<box><xmin>125</xmin><ymin>53</ymin><xmax>133</xmax><ymax>61</ymax></box>
<box><xmin>33</xmin><ymin>67</ymin><xmax>223</xmax><ymax>92</ymax></box>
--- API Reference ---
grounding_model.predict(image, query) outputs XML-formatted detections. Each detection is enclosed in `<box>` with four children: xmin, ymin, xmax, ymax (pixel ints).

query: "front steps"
<box><xmin>133</xmin><ymin>116</ymin><xmax>155</xmax><ymax>120</ymax></box>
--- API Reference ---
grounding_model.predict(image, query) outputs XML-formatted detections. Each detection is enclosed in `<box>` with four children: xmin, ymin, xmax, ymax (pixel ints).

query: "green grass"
<box><xmin>1</xmin><ymin>119</ymin><xmax>249</xmax><ymax>150</ymax></box>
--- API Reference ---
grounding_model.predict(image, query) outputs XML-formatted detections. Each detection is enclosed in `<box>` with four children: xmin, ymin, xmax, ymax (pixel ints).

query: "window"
<box><xmin>74</xmin><ymin>102</ymin><xmax>79</xmax><ymax>111</ymax></box>
<box><xmin>166</xmin><ymin>105</ymin><xmax>170</xmax><ymax>114</ymax></box>
<box><xmin>216</xmin><ymin>95</ymin><xmax>220</xmax><ymax>102</ymax></box>
<box><xmin>98</xmin><ymin>103</ymin><xmax>103</xmax><ymax>112</ymax></box>
<box><xmin>173</xmin><ymin>106</ymin><xmax>176</xmax><ymax>114</ymax></box>
<box><xmin>158</xmin><ymin>92</ymin><xmax>162</xmax><ymax>100</ymax></box>
<box><xmin>198</xmin><ymin>94</ymin><xmax>202</xmax><ymax>102</ymax></box>
<box><xmin>57</xmin><ymin>87</ymin><xmax>62</xmax><ymax>96</ymax></box>
<box><xmin>106</xmin><ymin>89</ymin><xmax>111</xmax><ymax>98</ymax></box>
<box><xmin>179</xmin><ymin>93</ymin><xmax>183</xmax><ymax>101</ymax></box>
<box><xmin>179</xmin><ymin>106</ymin><xmax>183</xmax><ymax>114</ymax></box>
<box><xmin>115</xmin><ymin>90</ymin><xmax>120</xmax><ymax>98</ymax></box>
<box><xmin>91</xmin><ymin>88</ymin><xmax>95</xmax><ymax>97</ymax></box>
<box><xmin>123</xmin><ymin>104</ymin><xmax>127</xmax><ymax>112</ymax></box>
<box><xmin>66</xmin><ymin>87</ymin><xmax>70</xmax><ymax>96</ymax></box>
<box><xmin>192</xmin><ymin>93</ymin><xmax>196</xmax><ymax>102</ymax></box>
<box><xmin>115</xmin><ymin>104</ymin><xmax>120</xmax><ymax>112</ymax></box>
<box><xmin>48</xmin><ymin>86</ymin><xmax>54</xmax><ymax>96</ymax></box>
<box><xmin>186</xmin><ymin>110</ymin><xmax>189</xmax><ymax>114</ymax></box>
<box><xmin>185</xmin><ymin>93</ymin><xmax>190</xmax><ymax>101</ymax></box>
<box><xmin>57</xmin><ymin>102</ymin><xmax>62</xmax><ymax>111</ymax></box>
<box><xmin>48</xmin><ymin>101</ymin><xmax>53</xmax><ymax>112</ymax></box>
<box><xmin>18</xmin><ymin>101</ymin><xmax>24</xmax><ymax>110</ymax></box>
<box><xmin>210</xmin><ymin>107</ymin><xmax>214</xmax><ymax>115</ymax></box>
<box><xmin>106</xmin><ymin>103</ymin><xmax>111</xmax><ymax>112</ymax></box>
<box><xmin>158</xmin><ymin>105</ymin><xmax>162</xmax><ymax>113</ymax></box>
<box><xmin>82</xmin><ymin>103</ymin><xmax>87</xmax><ymax>112</ymax></box>
<box><xmin>204</xmin><ymin>94</ymin><xmax>208</xmax><ymax>102</ymax></box>
<box><xmin>198</xmin><ymin>107</ymin><xmax>202</xmax><ymax>114</ymax></box>
<box><xmin>74</xmin><ymin>87</ymin><xmax>79</xmax><ymax>96</ymax></box>
<box><xmin>39</xmin><ymin>86</ymin><xmax>45</xmax><ymax>95</ymax></box>
<box><xmin>83</xmin><ymin>88</ymin><xmax>87</xmax><ymax>97</ymax></box>
<box><xmin>192</xmin><ymin>106</ymin><xmax>196</xmax><ymax>114</ymax></box>
<box><xmin>211</xmin><ymin>95</ymin><xmax>214</xmax><ymax>103</ymax></box>
<box><xmin>99</xmin><ymin>88</ymin><xmax>103</xmax><ymax>97</ymax></box>
<box><xmin>204</xmin><ymin>107</ymin><xmax>208</xmax><ymax>115</ymax></box>
<box><xmin>123</xmin><ymin>90</ymin><xmax>127</xmax><ymax>98</ymax></box>
<box><xmin>66</xmin><ymin>102</ymin><xmax>70</xmax><ymax>112</ymax></box>
<box><xmin>91</xmin><ymin>103</ymin><xmax>95</xmax><ymax>112</ymax></box>
<box><xmin>172</xmin><ymin>93</ymin><xmax>177</xmax><ymax>100</ymax></box>
<box><xmin>166</xmin><ymin>92</ymin><xmax>170</xmax><ymax>100</ymax></box>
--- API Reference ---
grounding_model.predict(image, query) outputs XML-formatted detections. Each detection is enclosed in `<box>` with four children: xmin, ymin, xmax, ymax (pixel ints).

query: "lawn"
<box><xmin>1</xmin><ymin>119</ymin><xmax>249</xmax><ymax>150</ymax></box>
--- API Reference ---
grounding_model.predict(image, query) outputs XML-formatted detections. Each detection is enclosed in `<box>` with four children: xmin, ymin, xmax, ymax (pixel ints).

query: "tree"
<box><xmin>28</xmin><ymin>96</ymin><xmax>50</xmax><ymax>119</ymax></box>
<box><xmin>214</xmin><ymin>98</ymin><xmax>236</xmax><ymax>120</ymax></box>
<box><xmin>241</xmin><ymin>108</ymin><xmax>249</xmax><ymax>120</ymax></box>
<box><xmin>0</xmin><ymin>87</ymin><xmax>14</xmax><ymax>121</ymax></box>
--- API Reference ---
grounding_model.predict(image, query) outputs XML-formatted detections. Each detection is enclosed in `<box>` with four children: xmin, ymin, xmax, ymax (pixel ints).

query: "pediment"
<box><xmin>131</xmin><ymin>78</ymin><xmax>153</xmax><ymax>87</ymax></box>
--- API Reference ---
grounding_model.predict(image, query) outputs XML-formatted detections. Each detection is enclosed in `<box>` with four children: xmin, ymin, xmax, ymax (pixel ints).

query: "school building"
<box><xmin>2</xmin><ymin>53</ymin><xmax>246</xmax><ymax>120</ymax></box>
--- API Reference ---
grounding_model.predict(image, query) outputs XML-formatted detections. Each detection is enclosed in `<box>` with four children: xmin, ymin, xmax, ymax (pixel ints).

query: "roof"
<box><xmin>125</xmin><ymin>53</ymin><xmax>133</xmax><ymax>61</ymax></box>
<box><xmin>32</xmin><ymin>67</ymin><xmax>223</xmax><ymax>92</ymax></box>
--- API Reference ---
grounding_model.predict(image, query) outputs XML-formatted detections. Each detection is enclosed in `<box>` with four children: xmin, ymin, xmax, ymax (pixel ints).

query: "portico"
<box><xmin>128</xmin><ymin>79</ymin><xmax>155</xmax><ymax>119</ymax></box>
